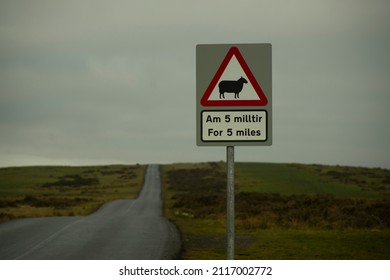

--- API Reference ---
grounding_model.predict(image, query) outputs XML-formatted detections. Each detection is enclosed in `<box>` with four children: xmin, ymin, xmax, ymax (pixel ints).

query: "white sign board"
<box><xmin>201</xmin><ymin>110</ymin><xmax>267</xmax><ymax>142</ymax></box>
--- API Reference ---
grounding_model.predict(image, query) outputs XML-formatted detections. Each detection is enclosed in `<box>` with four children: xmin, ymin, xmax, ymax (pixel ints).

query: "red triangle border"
<box><xmin>200</xmin><ymin>46</ymin><xmax>268</xmax><ymax>107</ymax></box>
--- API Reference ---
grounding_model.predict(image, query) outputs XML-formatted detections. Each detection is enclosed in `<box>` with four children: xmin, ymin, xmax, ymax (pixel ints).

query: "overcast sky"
<box><xmin>1</xmin><ymin>0</ymin><xmax>389</xmax><ymax>168</ymax></box>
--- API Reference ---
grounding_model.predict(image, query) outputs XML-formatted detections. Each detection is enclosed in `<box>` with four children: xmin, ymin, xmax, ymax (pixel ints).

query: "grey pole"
<box><xmin>226</xmin><ymin>145</ymin><xmax>235</xmax><ymax>259</ymax></box>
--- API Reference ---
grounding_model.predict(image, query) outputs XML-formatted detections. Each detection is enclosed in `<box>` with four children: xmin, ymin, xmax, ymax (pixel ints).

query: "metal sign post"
<box><xmin>226</xmin><ymin>146</ymin><xmax>235</xmax><ymax>259</ymax></box>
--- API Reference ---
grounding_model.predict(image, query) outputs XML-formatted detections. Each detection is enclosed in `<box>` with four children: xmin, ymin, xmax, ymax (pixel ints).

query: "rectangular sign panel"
<box><xmin>201</xmin><ymin>110</ymin><xmax>267</xmax><ymax>142</ymax></box>
<box><xmin>196</xmin><ymin>43</ymin><xmax>272</xmax><ymax>146</ymax></box>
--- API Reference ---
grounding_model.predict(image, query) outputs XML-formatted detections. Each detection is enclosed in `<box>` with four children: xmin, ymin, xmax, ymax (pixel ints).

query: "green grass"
<box><xmin>167</xmin><ymin>215</ymin><xmax>390</xmax><ymax>260</ymax></box>
<box><xmin>235</xmin><ymin>163</ymin><xmax>383</xmax><ymax>198</ymax></box>
<box><xmin>0</xmin><ymin>164</ymin><xmax>146</xmax><ymax>222</ymax></box>
<box><xmin>237</xmin><ymin>229</ymin><xmax>390</xmax><ymax>260</ymax></box>
<box><xmin>161</xmin><ymin>162</ymin><xmax>390</xmax><ymax>259</ymax></box>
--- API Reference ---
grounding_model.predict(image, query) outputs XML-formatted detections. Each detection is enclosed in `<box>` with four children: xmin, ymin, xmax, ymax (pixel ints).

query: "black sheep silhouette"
<box><xmin>218</xmin><ymin>76</ymin><xmax>248</xmax><ymax>99</ymax></box>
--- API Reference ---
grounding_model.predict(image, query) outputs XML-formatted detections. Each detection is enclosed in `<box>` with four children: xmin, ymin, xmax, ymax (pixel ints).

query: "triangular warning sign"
<box><xmin>200</xmin><ymin>47</ymin><xmax>268</xmax><ymax>107</ymax></box>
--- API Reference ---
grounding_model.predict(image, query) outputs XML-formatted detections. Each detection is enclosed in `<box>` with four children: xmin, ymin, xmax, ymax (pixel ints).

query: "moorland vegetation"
<box><xmin>161</xmin><ymin>162</ymin><xmax>390</xmax><ymax>259</ymax></box>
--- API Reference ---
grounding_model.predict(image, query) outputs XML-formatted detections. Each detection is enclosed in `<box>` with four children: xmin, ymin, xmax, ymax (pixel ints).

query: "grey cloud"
<box><xmin>1</xmin><ymin>0</ymin><xmax>389</xmax><ymax>168</ymax></box>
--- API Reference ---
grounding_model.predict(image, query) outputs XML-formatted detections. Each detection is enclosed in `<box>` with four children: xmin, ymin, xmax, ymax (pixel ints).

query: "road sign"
<box><xmin>196</xmin><ymin>44</ymin><xmax>272</xmax><ymax>146</ymax></box>
<box><xmin>200</xmin><ymin>47</ymin><xmax>268</xmax><ymax>107</ymax></box>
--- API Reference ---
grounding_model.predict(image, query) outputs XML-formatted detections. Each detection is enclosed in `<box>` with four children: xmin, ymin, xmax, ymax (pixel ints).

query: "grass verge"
<box><xmin>0</xmin><ymin>164</ymin><xmax>146</xmax><ymax>222</ymax></box>
<box><xmin>161</xmin><ymin>162</ymin><xmax>390</xmax><ymax>259</ymax></box>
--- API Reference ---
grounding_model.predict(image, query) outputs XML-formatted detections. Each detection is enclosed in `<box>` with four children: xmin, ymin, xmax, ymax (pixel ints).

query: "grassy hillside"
<box><xmin>0</xmin><ymin>164</ymin><xmax>146</xmax><ymax>222</ymax></box>
<box><xmin>235</xmin><ymin>163</ymin><xmax>388</xmax><ymax>198</ymax></box>
<box><xmin>161</xmin><ymin>162</ymin><xmax>390</xmax><ymax>259</ymax></box>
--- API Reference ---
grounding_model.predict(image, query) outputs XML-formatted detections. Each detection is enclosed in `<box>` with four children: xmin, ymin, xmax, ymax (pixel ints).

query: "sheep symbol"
<box><xmin>218</xmin><ymin>77</ymin><xmax>248</xmax><ymax>99</ymax></box>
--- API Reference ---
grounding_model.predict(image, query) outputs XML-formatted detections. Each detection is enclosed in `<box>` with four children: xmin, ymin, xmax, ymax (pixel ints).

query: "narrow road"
<box><xmin>0</xmin><ymin>165</ymin><xmax>181</xmax><ymax>260</ymax></box>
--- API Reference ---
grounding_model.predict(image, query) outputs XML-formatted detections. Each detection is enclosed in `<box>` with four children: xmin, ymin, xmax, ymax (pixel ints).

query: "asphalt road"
<box><xmin>0</xmin><ymin>164</ymin><xmax>181</xmax><ymax>260</ymax></box>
